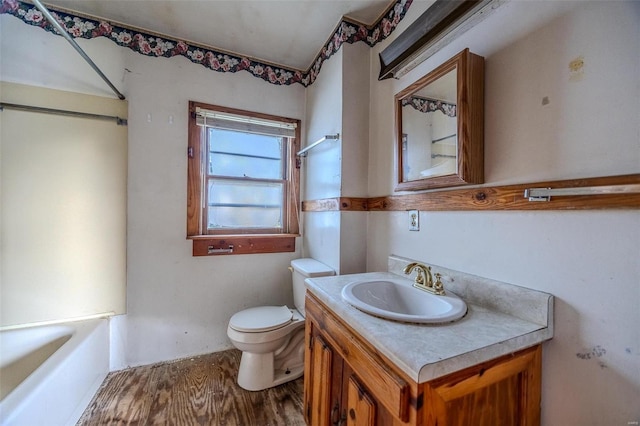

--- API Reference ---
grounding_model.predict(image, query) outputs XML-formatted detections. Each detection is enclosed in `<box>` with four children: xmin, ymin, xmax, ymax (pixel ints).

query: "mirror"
<box><xmin>395</xmin><ymin>48</ymin><xmax>484</xmax><ymax>191</ymax></box>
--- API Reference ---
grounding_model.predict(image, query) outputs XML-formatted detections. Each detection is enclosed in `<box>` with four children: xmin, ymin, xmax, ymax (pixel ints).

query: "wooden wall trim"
<box><xmin>301</xmin><ymin>174</ymin><xmax>640</xmax><ymax>212</ymax></box>
<box><xmin>191</xmin><ymin>235</ymin><xmax>296</xmax><ymax>256</ymax></box>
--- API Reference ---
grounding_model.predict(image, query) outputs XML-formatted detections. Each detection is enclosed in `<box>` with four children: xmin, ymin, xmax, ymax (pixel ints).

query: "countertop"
<box><xmin>304</xmin><ymin>256</ymin><xmax>553</xmax><ymax>384</ymax></box>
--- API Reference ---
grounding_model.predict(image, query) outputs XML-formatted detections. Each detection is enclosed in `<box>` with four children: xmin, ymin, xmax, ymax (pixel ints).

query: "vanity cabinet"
<box><xmin>303</xmin><ymin>293</ymin><xmax>543</xmax><ymax>426</ymax></box>
<box><xmin>305</xmin><ymin>331</ymin><xmax>378</xmax><ymax>426</ymax></box>
<box><xmin>304</xmin><ymin>294</ymin><xmax>409</xmax><ymax>425</ymax></box>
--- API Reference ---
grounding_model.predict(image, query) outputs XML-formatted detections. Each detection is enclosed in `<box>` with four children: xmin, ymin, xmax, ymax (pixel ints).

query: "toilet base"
<box><xmin>237</xmin><ymin>351</ymin><xmax>304</xmax><ymax>391</ymax></box>
<box><xmin>236</xmin><ymin>327</ymin><xmax>305</xmax><ymax>391</ymax></box>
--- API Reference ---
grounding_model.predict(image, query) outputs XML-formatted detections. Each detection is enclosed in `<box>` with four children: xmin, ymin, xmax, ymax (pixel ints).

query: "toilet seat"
<box><xmin>229</xmin><ymin>306</ymin><xmax>293</xmax><ymax>333</ymax></box>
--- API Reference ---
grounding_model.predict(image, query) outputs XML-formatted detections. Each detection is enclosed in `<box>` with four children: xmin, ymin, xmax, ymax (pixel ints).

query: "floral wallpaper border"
<box><xmin>0</xmin><ymin>0</ymin><xmax>412</xmax><ymax>87</ymax></box>
<box><xmin>402</xmin><ymin>96</ymin><xmax>457</xmax><ymax>117</ymax></box>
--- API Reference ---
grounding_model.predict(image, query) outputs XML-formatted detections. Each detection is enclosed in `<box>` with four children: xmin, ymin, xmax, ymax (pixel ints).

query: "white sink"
<box><xmin>341</xmin><ymin>278</ymin><xmax>467</xmax><ymax>324</ymax></box>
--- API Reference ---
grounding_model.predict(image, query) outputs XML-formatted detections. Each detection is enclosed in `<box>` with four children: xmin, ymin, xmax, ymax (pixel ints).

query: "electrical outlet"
<box><xmin>408</xmin><ymin>210</ymin><xmax>419</xmax><ymax>231</ymax></box>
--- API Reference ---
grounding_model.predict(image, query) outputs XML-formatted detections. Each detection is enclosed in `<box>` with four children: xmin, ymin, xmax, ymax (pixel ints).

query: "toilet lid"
<box><xmin>229</xmin><ymin>306</ymin><xmax>293</xmax><ymax>333</ymax></box>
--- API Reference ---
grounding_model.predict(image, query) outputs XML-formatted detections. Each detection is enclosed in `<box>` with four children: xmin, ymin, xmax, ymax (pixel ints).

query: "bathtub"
<box><xmin>0</xmin><ymin>318</ymin><xmax>109</xmax><ymax>426</ymax></box>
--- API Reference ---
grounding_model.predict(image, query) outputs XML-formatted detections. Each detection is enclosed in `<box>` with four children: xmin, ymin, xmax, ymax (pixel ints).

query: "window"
<box><xmin>187</xmin><ymin>101</ymin><xmax>300</xmax><ymax>256</ymax></box>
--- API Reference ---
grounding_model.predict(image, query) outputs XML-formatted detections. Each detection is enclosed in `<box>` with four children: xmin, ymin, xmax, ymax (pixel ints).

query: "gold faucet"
<box><xmin>403</xmin><ymin>262</ymin><xmax>445</xmax><ymax>295</ymax></box>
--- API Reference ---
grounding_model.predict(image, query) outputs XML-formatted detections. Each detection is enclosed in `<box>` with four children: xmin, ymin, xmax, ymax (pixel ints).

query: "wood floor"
<box><xmin>78</xmin><ymin>349</ymin><xmax>305</xmax><ymax>426</ymax></box>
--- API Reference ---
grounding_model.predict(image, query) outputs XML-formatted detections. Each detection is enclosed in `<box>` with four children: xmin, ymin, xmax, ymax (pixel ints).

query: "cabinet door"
<box><xmin>306</xmin><ymin>332</ymin><xmax>334</xmax><ymax>425</ymax></box>
<box><xmin>305</xmin><ymin>319</ymin><xmax>349</xmax><ymax>426</ymax></box>
<box><xmin>346</xmin><ymin>375</ymin><xmax>376</xmax><ymax>426</ymax></box>
<box><xmin>424</xmin><ymin>345</ymin><xmax>542</xmax><ymax>426</ymax></box>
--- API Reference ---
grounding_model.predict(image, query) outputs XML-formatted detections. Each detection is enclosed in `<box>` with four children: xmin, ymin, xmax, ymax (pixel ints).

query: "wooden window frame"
<box><xmin>187</xmin><ymin>101</ymin><xmax>300</xmax><ymax>256</ymax></box>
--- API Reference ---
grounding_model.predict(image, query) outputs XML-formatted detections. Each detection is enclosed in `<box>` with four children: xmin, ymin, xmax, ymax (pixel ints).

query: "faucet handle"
<box><xmin>414</xmin><ymin>268</ymin><xmax>425</xmax><ymax>285</ymax></box>
<box><xmin>433</xmin><ymin>273</ymin><xmax>445</xmax><ymax>295</ymax></box>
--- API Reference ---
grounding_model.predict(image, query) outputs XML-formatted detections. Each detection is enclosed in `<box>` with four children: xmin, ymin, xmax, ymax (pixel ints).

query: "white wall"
<box><xmin>302</xmin><ymin>42</ymin><xmax>370</xmax><ymax>275</ymax></box>
<box><xmin>1</xmin><ymin>14</ymin><xmax>305</xmax><ymax>368</ymax></box>
<box><xmin>339</xmin><ymin>43</ymin><xmax>370</xmax><ymax>275</ymax></box>
<box><xmin>122</xmin><ymin>49</ymin><xmax>305</xmax><ymax>368</ymax></box>
<box><xmin>341</xmin><ymin>42</ymin><xmax>370</xmax><ymax>198</ymax></box>
<box><xmin>367</xmin><ymin>2</ymin><xmax>640</xmax><ymax>424</ymax></box>
<box><xmin>302</xmin><ymin>48</ymin><xmax>343</xmax><ymax>272</ymax></box>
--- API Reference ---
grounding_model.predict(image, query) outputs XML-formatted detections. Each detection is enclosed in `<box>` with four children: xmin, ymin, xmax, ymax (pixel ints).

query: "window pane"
<box><xmin>208</xmin><ymin>128</ymin><xmax>282</xmax><ymax>179</ymax></box>
<box><xmin>207</xmin><ymin>179</ymin><xmax>283</xmax><ymax>230</ymax></box>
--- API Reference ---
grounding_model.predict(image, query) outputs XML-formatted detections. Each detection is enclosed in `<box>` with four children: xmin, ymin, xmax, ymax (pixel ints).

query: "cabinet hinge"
<box><xmin>188</xmin><ymin>146</ymin><xmax>194</xmax><ymax>158</ymax></box>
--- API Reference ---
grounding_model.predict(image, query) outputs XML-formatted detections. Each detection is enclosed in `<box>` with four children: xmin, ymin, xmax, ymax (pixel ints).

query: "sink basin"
<box><xmin>341</xmin><ymin>278</ymin><xmax>467</xmax><ymax>324</ymax></box>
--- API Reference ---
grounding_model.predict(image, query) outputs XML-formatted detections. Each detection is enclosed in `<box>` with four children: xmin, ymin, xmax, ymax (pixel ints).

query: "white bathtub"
<box><xmin>0</xmin><ymin>318</ymin><xmax>109</xmax><ymax>426</ymax></box>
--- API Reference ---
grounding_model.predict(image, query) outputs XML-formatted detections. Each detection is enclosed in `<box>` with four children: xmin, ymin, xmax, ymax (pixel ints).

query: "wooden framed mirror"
<box><xmin>395</xmin><ymin>48</ymin><xmax>484</xmax><ymax>191</ymax></box>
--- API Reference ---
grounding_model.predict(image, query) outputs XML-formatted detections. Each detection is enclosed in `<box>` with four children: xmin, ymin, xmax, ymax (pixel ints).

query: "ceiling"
<box><xmin>43</xmin><ymin>0</ymin><xmax>396</xmax><ymax>70</ymax></box>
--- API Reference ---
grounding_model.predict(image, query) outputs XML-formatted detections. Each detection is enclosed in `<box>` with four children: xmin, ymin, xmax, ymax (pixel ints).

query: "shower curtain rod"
<box><xmin>0</xmin><ymin>102</ymin><xmax>128</xmax><ymax>125</ymax></box>
<box><xmin>31</xmin><ymin>0</ymin><xmax>126</xmax><ymax>100</ymax></box>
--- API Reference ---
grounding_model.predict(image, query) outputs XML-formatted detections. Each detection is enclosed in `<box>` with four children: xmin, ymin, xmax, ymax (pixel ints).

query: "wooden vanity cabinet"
<box><xmin>305</xmin><ymin>331</ymin><xmax>379</xmax><ymax>426</ymax></box>
<box><xmin>304</xmin><ymin>298</ymin><xmax>407</xmax><ymax>426</ymax></box>
<box><xmin>303</xmin><ymin>293</ymin><xmax>543</xmax><ymax>426</ymax></box>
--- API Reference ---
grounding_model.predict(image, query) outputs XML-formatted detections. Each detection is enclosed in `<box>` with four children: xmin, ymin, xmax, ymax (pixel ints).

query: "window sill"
<box><xmin>189</xmin><ymin>234</ymin><xmax>299</xmax><ymax>256</ymax></box>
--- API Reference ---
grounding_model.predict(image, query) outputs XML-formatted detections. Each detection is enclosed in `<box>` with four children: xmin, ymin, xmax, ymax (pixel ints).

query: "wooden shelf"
<box><xmin>191</xmin><ymin>234</ymin><xmax>297</xmax><ymax>256</ymax></box>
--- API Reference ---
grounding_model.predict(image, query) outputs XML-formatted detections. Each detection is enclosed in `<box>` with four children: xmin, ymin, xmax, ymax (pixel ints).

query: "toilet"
<box><xmin>227</xmin><ymin>258</ymin><xmax>334</xmax><ymax>391</ymax></box>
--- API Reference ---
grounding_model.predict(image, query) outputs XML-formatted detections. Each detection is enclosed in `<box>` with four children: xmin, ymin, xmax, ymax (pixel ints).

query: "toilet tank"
<box><xmin>290</xmin><ymin>258</ymin><xmax>334</xmax><ymax>317</ymax></box>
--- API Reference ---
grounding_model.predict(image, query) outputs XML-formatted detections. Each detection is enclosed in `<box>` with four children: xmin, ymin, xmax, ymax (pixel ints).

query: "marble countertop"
<box><xmin>304</xmin><ymin>257</ymin><xmax>553</xmax><ymax>384</ymax></box>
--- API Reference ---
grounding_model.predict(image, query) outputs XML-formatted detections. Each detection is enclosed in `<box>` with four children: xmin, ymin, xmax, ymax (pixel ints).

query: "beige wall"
<box><xmin>1</xmin><ymin>82</ymin><xmax>127</xmax><ymax>327</ymax></box>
